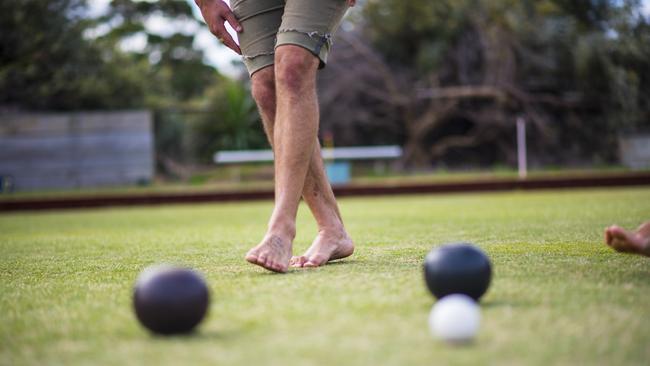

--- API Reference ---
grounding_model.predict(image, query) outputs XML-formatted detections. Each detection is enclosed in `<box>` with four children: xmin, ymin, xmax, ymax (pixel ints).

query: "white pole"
<box><xmin>517</xmin><ymin>117</ymin><xmax>527</xmax><ymax>179</ymax></box>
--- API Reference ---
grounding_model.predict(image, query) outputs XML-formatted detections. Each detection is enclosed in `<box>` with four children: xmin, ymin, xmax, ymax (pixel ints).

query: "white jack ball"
<box><xmin>429</xmin><ymin>294</ymin><xmax>480</xmax><ymax>343</ymax></box>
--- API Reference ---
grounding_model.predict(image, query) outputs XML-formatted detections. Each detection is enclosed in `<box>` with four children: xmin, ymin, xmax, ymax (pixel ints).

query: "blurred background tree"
<box><xmin>0</xmin><ymin>0</ymin><xmax>148</xmax><ymax>109</ymax></box>
<box><xmin>319</xmin><ymin>0</ymin><xmax>650</xmax><ymax>167</ymax></box>
<box><xmin>189</xmin><ymin>78</ymin><xmax>267</xmax><ymax>162</ymax></box>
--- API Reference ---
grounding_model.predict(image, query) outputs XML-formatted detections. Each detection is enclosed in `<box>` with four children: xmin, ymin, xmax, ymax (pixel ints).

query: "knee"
<box><xmin>251</xmin><ymin>67</ymin><xmax>276</xmax><ymax>114</ymax></box>
<box><xmin>275</xmin><ymin>46</ymin><xmax>318</xmax><ymax>94</ymax></box>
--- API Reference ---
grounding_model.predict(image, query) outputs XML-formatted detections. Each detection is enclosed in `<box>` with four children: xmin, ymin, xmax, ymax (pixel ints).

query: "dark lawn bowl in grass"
<box><xmin>1</xmin><ymin>188</ymin><xmax>649</xmax><ymax>365</ymax></box>
<box><xmin>133</xmin><ymin>266</ymin><xmax>209</xmax><ymax>335</ymax></box>
<box><xmin>423</xmin><ymin>243</ymin><xmax>492</xmax><ymax>301</ymax></box>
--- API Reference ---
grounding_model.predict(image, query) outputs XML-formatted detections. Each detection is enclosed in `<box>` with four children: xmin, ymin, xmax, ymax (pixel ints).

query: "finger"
<box><xmin>212</xmin><ymin>25</ymin><xmax>241</xmax><ymax>54</ymax></box>
<box><xmin>220</xmin><ymin>32</ymin><xmax>241</xmax><ymax>54</ymax></box>
<box><xmin>224</xmin><ymin>10</ymin><xmax>242</xmax><ymax>32</ymax></box>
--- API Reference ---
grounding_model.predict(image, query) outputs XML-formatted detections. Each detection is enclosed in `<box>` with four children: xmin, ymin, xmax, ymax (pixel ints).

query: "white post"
<box><xmin>517</xmin><ymin>117</ymin><xmax>527</xmax><ymax>179</ymax></box>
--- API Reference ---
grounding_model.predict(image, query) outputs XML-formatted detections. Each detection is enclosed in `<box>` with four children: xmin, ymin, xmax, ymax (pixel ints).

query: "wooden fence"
<box><xmin>0</xmin><ymin>110</ymin><xmax>154</xmax><ymax>191</ymax></box>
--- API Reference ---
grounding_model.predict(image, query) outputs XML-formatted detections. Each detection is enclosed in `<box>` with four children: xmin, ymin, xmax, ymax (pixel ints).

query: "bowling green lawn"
<box><xmin>1</xmin><ymin>187</ymin><xmax>650</xmax><ymax>366</ymax></box>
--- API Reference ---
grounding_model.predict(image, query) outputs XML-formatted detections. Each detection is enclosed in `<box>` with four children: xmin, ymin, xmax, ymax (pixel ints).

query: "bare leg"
<box><xmin>245</xmin><ymin>46</ymin><xmax>319</xmax><ymax>273</ymax></box>
<box><xmin>291</xmin><ymin>148</ymin><xmax>354</xmax><ymax>268</ymax></box>
<box><xmin>604</xmin><ymin>221</ymin><xmax>650</xmax><ymax>257</ymax></box>
<box><xmin>245</xmin><ymin>56</ymin><xmax>353</xmax><ymax>272</ymax></box>
<box><xmin>244</xmin><ymin>46</ymin><xmax>324</xmax><ymax>272</ymax></box>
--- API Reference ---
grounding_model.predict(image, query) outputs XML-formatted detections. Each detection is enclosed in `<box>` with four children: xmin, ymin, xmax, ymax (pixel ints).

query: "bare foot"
<box><xmin>290</xmin><ymin>229</ymin><xmax>354</xmax><ymax>268</ymax></box>
<box><xmin>604</xmin><ymin>222</ymin><xmax>650</xmax><ymax>257</ymax></box>
<box><xmin>245</xmin><ymin>234</ymin><xmax>293</xmax><ymax>273</ymax></box>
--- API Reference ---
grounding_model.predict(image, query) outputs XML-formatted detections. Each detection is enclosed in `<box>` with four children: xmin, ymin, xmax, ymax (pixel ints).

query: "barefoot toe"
<box><xmin>304</xmin><ymin>254</ymin><xmax>328</xmax><ymax>267</ymax></box>
<box><xmin>290</xmin><ymin>256</ymin><xmax>307</xmax><ymax>267</ymax></box>
<box><xmin>294</xmin><ymin>230</ymin><xmax>354</xmax><ymax>269</ymax></box>
<box><xmin>245</xmin><ymin>234</ymin><xmax>293</xmax><ymax>272</ymax></box>
<box><xmin>245</xmin><ymin>250</ymin><xmax>259</xmax><ymax>264</ymax></box>
<box><xmin>258</xmin><ymin>253</ymin><xmax>270</xmax><ymax>266</ymax></box>
<box><xmin>604</xmin><ymin>222</ymin><xmax>650</xmax><ymax>257</ymax></box>
<box><xmin>604</xmin><ymin>227</ymin><xmax>613</xmax><ymax>246</ymax></box>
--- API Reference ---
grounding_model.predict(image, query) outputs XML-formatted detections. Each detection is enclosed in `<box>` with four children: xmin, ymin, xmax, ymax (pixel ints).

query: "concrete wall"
<box><xmin>0</xmin><ymin>110</ymin><xmax>154</xmax><ymax>191</ymax></box>
<box><xmin>620</xmin><ymin>134</ymin><xmax>650</xmax><ymax>169</ymax></box>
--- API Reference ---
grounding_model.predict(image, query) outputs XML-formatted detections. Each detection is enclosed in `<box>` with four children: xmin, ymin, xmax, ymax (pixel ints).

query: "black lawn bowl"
<box><xmin>424</xmin><ymin>243</ymin><xmax>492</xmax><ymax>301</ymax></box>
<box><xmin>133</xmin><ymin>266</ymin><xmax>210</xmax><ymax>335</ymax></box>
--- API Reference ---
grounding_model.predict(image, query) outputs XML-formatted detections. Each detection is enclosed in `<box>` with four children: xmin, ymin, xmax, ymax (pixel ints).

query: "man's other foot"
<box><xmin>290</xmin><ymin>229</ymin><xmax>354</xmax><ymax>268</ymax></box>
<box><xmin>246</xmin><ymin>234</ymin><xmax>293</xmax><ymax>273</ymax></box>
<box><xmin>604</xmin><ymin>222</ymin><xmax>650</xmax><ymax>257</ymax></box>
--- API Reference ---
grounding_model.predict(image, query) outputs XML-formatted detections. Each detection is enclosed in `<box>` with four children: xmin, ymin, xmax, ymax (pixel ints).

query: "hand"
<box><xmin>195</xmin><ymin>0</ymin><xmax>242</xmax><ymax>55</ymax></box>
<box><xmin>348</xmin><ymin>0</ymin><xmax>357</xmax><ymax>6</ymax></box>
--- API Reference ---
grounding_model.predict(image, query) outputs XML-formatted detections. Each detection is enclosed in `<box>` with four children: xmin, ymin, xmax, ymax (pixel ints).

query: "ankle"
<box><xmin>318</xmin><ymin>225</ymin><xmax>349</xmax><ymax>239</ymax></box>
<box><xmin>267</xmin><ymin>221</ymin><xmax>296</xmax><ymax>240</ymax></box>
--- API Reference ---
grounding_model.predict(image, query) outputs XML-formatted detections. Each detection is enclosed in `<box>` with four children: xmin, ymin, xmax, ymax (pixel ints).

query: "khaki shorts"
<box><xmin>231</xmin><ymin>0</ymin><xmax>349</xmax><ymax>76</ymax></box>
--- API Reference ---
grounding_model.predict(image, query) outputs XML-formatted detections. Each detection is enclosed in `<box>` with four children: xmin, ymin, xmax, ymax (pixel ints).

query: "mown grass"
<box><xmin>1</xmin><ymin>188</ymin><xmax>649</xmax><ymax>365</ymax></box>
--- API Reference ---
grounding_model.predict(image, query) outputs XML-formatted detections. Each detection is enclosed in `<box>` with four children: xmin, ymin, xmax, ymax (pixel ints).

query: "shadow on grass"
<box><xmin>481</xmin><ymin>299</ymin><xmax>534</xmax><ymax>308</ymax></box>
<box><xmin>419</xmin><ymin>298</ymin><xmax>534</xmax><ymax>311</ymax></box>
<box><xmin>324</xmin><ymin>259</ymin><xmax>359</xmax><ymax>267</ymax></box>
<box><xmin>150</xmin><ymin>328</ymin><xmax>241</xmax><ymax>341</ymax></box>
<box><xmin>254</xmin><ymin>259</ymin><xmax>360</xmax><ymax>276</ymax></box>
